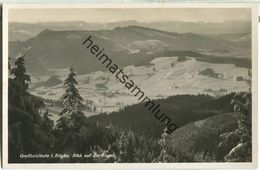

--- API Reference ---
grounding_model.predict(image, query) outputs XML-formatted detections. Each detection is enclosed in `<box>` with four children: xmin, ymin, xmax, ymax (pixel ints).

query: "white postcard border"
<box><xmin>2</xmin><ymin>3</ymin><xmax>258</xmax><ymax>169</ymax></box>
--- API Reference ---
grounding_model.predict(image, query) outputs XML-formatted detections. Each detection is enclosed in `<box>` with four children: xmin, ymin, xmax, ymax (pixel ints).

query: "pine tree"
<box><xmin>156</xmin><ymin>128</ymin><xmax>174</xmax><ymax>162</ymax></box>
<box><xmin>9</xmin><ymin>55</ymin><xmax>31</xmax><ymax>108</ymax></box>
<box><xmin>10</xmin><ymin>55</ymin><xmax>31</xmax><ymax>95</ymax></box>
<box><xmin>9</xmin><ymin>55</ymin><xmax>55</xmax><ymax>162</ymax></box>
<box><xmin>218</xmin><ymin>70</ymin><xmax>252</xmax><ymax>162</ymax></box>
<box><xmin>57</xmin><ymin>66</ymin><xmax>84</xmax><ymax>129</ymax></box>
<box><xmin>117</xmin><ymin>130</ymin><xmax>135</xmax><ymax>162</ymax></box>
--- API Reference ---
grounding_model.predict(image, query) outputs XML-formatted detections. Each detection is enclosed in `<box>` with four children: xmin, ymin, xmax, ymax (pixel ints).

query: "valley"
<box><xmin>9</xmin><ymin>24</ymin><xmax>251</xmax><ymax>129</ymax></box>
<box><xmin>29</xmin><ymin>56</ymin><xmax>250</xmax><ymax>121</ymax></box>
<box><xmin>7</xmin><ymin>8</ymin><xmax>253</xmax><ymax>163</ymax></box>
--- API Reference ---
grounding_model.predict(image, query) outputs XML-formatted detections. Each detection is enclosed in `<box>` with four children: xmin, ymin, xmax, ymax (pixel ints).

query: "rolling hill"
<box><xmin>87</xmin><ymin>93</ymin><xmax>235</xmax><ymax>138</ymax></box>
<box><xmin>9</xmin><ymin>20</ymin><xmax>251</xmax><ymax>41</ymax></box>
<box><xmin>85</xmin><ymin>94</ymin><xmax>241</xmax><ymax>162</ymax></box>
<box><xmin>9</xmin><ymin>26</ymin><xmax>251</xmax><ymax>75</ymax></box>
<box><xmin>167</xmin><ymin>112</ymin><xmax>238</xmax><ymax>162</ymax></box>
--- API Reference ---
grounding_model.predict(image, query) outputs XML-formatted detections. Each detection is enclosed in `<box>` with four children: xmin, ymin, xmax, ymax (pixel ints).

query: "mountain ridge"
<box><xmin>9</xmin><ymin>25</ymin><xmax>251</xmax><ymax>75</ymax></box>
<box><xmin>9</xmin><ymin>20</ymin><xmax>251</xmax><ymax>41</ymax></box>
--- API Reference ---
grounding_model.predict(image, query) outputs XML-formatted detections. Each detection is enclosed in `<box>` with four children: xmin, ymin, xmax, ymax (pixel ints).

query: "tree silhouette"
<box><xmin>57</xmin><ymin>66</ymin><xmax>84</xmax><ymax>129</ymax></box>
<box><xmin>9</xmin><ymin>55</ymin><xmax>31</xmax><ymax>108</ymax></box>
<box><xmin>11</xmin><ymin>55</ymin><xmax>31</xmax><ymax>95</ymax></box>
<box><xmin>218</xmin><ymin>70</ymin><xmax>252</xmax><ymax>162</ymax></box>
<box><xmin>156</xmin><ymin>128</ymin><xmax>174</xmax><ymax>162</ymax></box>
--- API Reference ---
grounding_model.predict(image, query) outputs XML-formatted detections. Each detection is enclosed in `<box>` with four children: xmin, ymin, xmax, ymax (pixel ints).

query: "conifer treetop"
<box><xmin>59</xmin><ymin>66</ymin><xmax>84</xmax><ymax>117</ymax></box>
<box><xmin>11</xmin><ymin>55</ymin><xmax>31</xmax><ymax>93</ymax></box>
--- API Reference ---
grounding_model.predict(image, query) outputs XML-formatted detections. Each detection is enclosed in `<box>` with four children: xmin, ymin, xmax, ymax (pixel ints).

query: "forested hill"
<box><xmin>87</xmin><ymin>93</ymin><xmax>235</xmax><ymax>138</ymax></box>
<box><xmin>9</xmin><ymin>26</ymin><xmax>251</xmax><ymax>75</ymax></box>
<box><xmin>9</xmin><ymin>75</ymin><xmax>55</xmax><ymax>162</ymax></box>
<box><xmin>8</xmin><ymin>55</ymin><xmax>251</xmax><ymax>163</ymax></box>
<box><xmin>85</xmin><ymin>93</ymin><xmax>246</xmax><ymax>162</ymax></box>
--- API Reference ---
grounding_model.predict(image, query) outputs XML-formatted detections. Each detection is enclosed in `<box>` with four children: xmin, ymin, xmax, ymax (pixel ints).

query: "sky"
<box><xmin>9</xmin><ymin>8</ymin><xmax>251</xmax><ymax>23</ymax></box>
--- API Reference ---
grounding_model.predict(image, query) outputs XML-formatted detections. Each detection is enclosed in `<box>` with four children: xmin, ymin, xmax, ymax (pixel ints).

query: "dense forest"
<box><xmin>8</xmin><ymin>55</ymin><xmax>252</xmax><ymax>163</ymax></box>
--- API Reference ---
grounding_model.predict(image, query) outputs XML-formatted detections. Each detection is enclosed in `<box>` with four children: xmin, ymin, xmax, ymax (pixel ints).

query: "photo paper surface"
<box><xmin>2</xmin><ymin>3</ymin><xmax>258</xmax><ymax>169</ymax></box>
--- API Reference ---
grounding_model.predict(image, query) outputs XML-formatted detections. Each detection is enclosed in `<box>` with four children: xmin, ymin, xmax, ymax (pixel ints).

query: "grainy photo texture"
<box><xmin>3</xmin><ymin>4</ymin><xmax>257</xmax><ymax>167</ymax></box>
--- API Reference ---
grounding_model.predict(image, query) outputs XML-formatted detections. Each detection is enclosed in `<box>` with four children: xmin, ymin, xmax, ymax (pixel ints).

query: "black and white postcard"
<box><xmin>2</xmin><ymin>3</ymin><xmax>258</xmax><ymax>169</ymax></box>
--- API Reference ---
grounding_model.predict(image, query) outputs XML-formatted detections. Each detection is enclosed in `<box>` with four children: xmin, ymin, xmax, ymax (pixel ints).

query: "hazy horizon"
<box><xmin>9</xmin><ymin>8</ymin><xmax>251</xmax><ymax>23</ymax></box>
<box><xmin>9</xmin><ymin>19</ymin><xmax>251</xmax><ymax>24</ymax></box>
